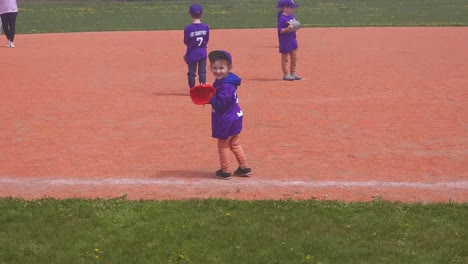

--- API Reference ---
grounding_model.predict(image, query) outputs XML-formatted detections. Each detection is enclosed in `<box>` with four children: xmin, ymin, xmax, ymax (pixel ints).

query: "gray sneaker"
<box><xmin>283</xmin><ymin>74</ymin><xmax>296</xmax><ymax>81</ymax></box>
<box><xmin>291</xmin><ymin>73</ymin><xmax>302</xmax><ymax>80</ymax></box>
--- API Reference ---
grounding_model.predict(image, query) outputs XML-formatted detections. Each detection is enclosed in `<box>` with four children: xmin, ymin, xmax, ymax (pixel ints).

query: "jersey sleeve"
<box><xmin>183</xmin><ymin>27</ymin><xmax>190</xmax><ymax>45</ymax></box>
<box><xmin>277</xmin><ymin>16</ymin><xmax>287</xmax><ymax>32</ymax></box>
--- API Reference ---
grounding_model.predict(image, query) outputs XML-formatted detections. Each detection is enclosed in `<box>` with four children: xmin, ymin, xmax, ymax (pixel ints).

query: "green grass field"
<box><xmin>1</xmin><ymin>198</ymin><xmax>467</xmax><ymax>263</ymax></box>
<box><xmin>2</xmin><ymin>0</ymin><xmax>467</xmax><ymax>263</ymax></box>
<box><xmin>16</xmin><ymin>0</ymin><xmax>468</xmax><ymax>33</ymax></box>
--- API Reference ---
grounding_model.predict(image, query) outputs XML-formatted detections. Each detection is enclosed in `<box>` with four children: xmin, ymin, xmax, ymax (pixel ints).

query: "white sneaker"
<box><xmin>9</xmin><ymin>41</ymin><xmax>15</xmax><ymax>48</ymax></box>
<box><xmin>291</xmin><ymin>73</ymin><xmax>302</xmax><ymax>80</ymax></box>
<box><xmin>6</xmin><ymin>40</ymin><xmax>10</xmax><ymax>47</ymax></box>
<box><xmin>283</xmin><ymin>74</ymin><xmax>296</xmax><ymax>81</ymax></box>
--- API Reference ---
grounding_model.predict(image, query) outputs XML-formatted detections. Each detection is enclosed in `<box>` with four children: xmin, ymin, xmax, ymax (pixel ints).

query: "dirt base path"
<box><xmin>1</xmin><ymin>28</ymin><xmax>467</xmax><ymax>202</ymax></box>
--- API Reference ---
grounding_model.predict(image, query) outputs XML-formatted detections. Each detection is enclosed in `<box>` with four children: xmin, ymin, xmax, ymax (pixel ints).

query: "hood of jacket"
<box><xmin>214</xmin><ymin>72</ymin><xmax>242</xmax><ymax>88</ymax></box>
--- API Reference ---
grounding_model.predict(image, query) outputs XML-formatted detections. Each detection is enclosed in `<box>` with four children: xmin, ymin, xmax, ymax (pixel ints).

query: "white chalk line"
<box><xmin>0</xmin><ymin>177</ymin><xmax>467</xmax><ymax>190</ymax></box>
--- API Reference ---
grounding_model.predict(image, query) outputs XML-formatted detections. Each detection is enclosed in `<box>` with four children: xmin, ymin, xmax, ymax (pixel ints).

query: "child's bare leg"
<box><xmin>217</xmin><ymin>138</ymin><xmax>231</xmax><ymax>172</ymax></box>
<box><xmin>290</xmin><ymin>49</ymin><xmax>298</xmax><ymax>73</ymax></box>
<box><xmin>281</xmin><ymin>52</ymin><xmax>296</xmax><ymax>80</ymax></box>
<box><xmin>281</xmin><ymin>53</ymin><xmax>290</xmax><ymax>75</ymax></box>
<box><xmin>289</xmin><ymin>49</ymin><xmax>301</xmax><ymax>79</ymax></box>
<box><xmin>229</xmin><ymin>135</ymin><xmax>247</xmax><ymax>168</ymax></box>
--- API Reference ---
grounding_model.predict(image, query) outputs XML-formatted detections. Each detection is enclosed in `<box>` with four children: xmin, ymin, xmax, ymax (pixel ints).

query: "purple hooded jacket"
<box><xmin>210</xmin><ymin>73</ymin><xmax>243</xmax><ymax>140</ymax></box>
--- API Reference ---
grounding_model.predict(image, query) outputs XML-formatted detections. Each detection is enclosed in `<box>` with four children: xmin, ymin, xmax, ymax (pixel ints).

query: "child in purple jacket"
<box><xmin>208</xmin><ymin>50</ymin><xmax>252</xmax><ymax>180</ymax></box>
<box><xmin>184</xmin><ymin>4</ymin><xmax>210</xmax><ymax>89</ymax></box>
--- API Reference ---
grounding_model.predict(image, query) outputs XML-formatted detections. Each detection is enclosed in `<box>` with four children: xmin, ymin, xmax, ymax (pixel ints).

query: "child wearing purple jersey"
<box><xmin>277</xmin><ymin>0</ymin><xmax>301</xmax><ymax>81</ymax></box>
<box><xmin>184</xmin><ymin>4</ymin><xmax>210</xmax><ymax>89</ymax></box>
<box><xmin>208</xmin><ymin>50</ymin><xmax>252</xmax><ymax>180</ymax></box>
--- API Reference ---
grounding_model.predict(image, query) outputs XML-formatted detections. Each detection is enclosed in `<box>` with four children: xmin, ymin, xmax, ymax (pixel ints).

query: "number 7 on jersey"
<box><xmin>196</xmin><ymin>37</ymin><xmax>203</xmax><ymax>46</ymax></box>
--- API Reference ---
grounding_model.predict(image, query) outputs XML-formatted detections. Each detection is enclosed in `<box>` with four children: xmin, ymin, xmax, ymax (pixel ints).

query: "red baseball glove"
<box><xmin>190</xmin><ymin>84</ymin><xmax>216</xmax><ymax>105</ymax></box>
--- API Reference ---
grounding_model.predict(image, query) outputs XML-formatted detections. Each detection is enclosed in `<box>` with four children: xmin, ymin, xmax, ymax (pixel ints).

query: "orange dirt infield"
<box><xmin>1</xmin><ymin>28</ymin><xmax>467</xmax><ymax>202</ymax></box>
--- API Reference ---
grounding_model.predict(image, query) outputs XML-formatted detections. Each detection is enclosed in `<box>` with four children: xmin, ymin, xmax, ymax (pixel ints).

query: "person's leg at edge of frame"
<box><xmin>187</xmin><ymin>61</ymin><xmax>197</xmax><ymax>88</ymax></box>
<box><xmin>290</xmin><ymin>49</ymin><xmax>301</xmax><ymax>80</ymax></box>
<box><xmin>281</xmin><ymin>53</ymin><xmax>295</xmax><ymax>81</ymax></box>
<box><xmin>0</xmin><ymin>15</ymin><xmax>10</xmax><ymax>46</ymax></box>
<box><xmin>8</xmin><ymin>13</ymin><xmax>17</xmax><ymax>43</ymax></box>
<box><xmin>3</xmin><ymin>13</ymin><xmax>17</xmax><ymax>47</ymax></box>
<box><xmin>198</xmin><ymin>58</ymin><xmax>207</xmax><ymax>84</ymax></box>
<box><xmin>4</xmin><ymin>13</ymin><xmax>17</xmax><ymax>48</ymax></box>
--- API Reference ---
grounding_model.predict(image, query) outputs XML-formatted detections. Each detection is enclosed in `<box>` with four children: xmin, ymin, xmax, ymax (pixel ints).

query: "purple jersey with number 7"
<box><xmin>184</xmin><ymin>23</ymin><xmax>210</xmax><ymax>64</ymax></box>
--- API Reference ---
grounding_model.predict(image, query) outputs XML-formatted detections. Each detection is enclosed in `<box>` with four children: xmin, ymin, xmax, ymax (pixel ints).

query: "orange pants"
<box><xmin>281</xmin><ymin>48</ymin><xmax>298</xmax><ymax>75</ymax></box>
<box><xmin>217</xmin><ymin>135</ymin><xmax>247</xmax><ymax>172</ymax></box>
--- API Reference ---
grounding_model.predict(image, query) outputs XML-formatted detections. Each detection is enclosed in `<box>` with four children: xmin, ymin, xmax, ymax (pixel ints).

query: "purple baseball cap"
<box><xmin>189</xmin><ymin>4</ymin><xmax>203</xmax><ymax>15</ymax></box>
<box><xmin>209</xmin><ymin>50</ymin><xmax>232</xmax><ymax>64</ymax></box>
<box><xmin>276</xmin><ymin>0</ymin><xmax>299</xmax><ymax>8</ymax></box>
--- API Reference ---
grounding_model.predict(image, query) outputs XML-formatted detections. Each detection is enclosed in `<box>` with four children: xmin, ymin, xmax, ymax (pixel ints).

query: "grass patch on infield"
<box><xmin>0</xmin><ymin>198</ymin><xmax>466</xmax><ymax>263</ymax></box>
<box><xmin>17</xmin><ymin>0</ymin><xmax>468</xmax><ymax>33</ymax></box>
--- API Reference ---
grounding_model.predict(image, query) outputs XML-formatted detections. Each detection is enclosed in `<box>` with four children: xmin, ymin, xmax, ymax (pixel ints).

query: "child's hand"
<box><xmin>280</xmin><ymin>24</ymin><xmax>294</xmax><ymax>34</ymax></box>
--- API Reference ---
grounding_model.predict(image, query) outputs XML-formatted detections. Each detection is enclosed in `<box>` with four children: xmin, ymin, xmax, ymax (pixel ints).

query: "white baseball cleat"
<box><xmin>9</xmin><ymin>41</ymin><xmax>15</xmax><ymax>48</ymax></box>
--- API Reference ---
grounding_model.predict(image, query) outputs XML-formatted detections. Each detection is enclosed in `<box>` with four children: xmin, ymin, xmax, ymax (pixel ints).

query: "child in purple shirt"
<box><xmin>277</xmin><ymin>0</ymin><xmax>301</xmax><ymax>81</ymax></box>
<box><xmin>208</xmin><ymin>50</ymin><xmax>252</xmax><ymax>180</ymax></box>
<box><xmin>184</xmin><ymin>4</ymin><xmax>210</xmax><ymax>89</ymax></box>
